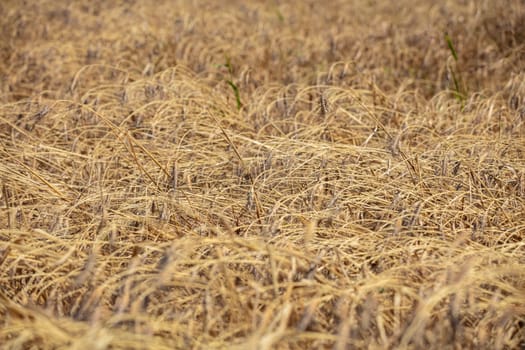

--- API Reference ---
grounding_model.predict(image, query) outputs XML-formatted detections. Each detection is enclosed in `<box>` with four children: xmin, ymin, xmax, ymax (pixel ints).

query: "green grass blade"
<box><xmin>225</xmin><ymin>56</ymin><xmax>234</xmax><ymax>76</ymax></box>
<box><xmin>445</xmin><ymin>33</ymin><xmax>458</xmax><ymax>61</ymax></box>
<box><xmin>227</xmin><ymin>80</ymin><xmax>243</xmax><ymax>110</ymax></box>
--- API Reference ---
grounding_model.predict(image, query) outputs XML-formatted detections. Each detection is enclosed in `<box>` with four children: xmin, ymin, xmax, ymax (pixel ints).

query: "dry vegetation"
<box><xmin>1</xmin><ymin>0</ymin><xmax>524</xmax><ymax>349</ymax></box>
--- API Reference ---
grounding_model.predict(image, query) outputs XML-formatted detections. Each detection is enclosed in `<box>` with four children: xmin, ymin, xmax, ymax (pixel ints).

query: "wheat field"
<box><xmin>0</xmin><ymin>0</ymin><xmax>524</xmax><ymax>349</ymax></box>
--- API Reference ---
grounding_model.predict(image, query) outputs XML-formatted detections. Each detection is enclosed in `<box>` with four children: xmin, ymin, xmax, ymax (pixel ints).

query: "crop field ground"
<box><xmin>0</xmin><ymin>0</ymin><xmax>524</xmax><ymax>349</ymax></box>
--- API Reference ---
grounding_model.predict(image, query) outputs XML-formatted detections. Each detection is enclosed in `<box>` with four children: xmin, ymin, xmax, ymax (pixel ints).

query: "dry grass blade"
<box><xmin>0</xmin><ymin>1</ymin><xmax>524</xmax><ymax>349</ymax></box>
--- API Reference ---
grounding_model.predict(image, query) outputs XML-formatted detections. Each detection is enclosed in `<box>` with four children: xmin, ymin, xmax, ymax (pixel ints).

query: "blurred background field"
<box><xmin>0</xmin><ymin>0</ymin><xmax>524</xmax><ymax>349</ymax></box>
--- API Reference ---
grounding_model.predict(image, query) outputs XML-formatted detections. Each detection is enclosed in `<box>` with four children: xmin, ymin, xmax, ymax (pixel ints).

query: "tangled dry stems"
<box><xmin>0</xmin><ymin>0</ymin><xmax>524</xmax><ymax>349</ymax></box>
